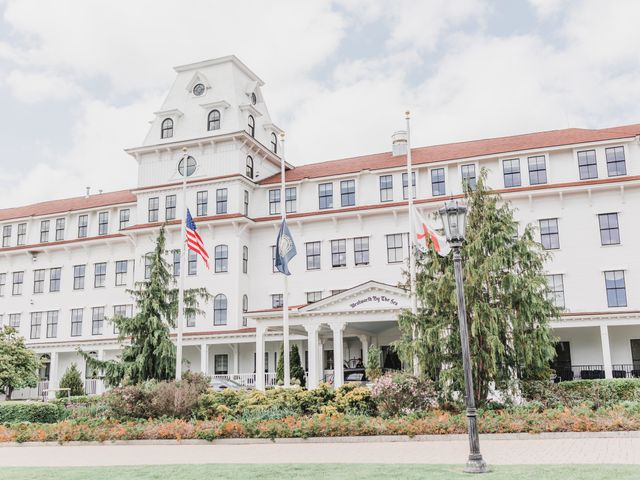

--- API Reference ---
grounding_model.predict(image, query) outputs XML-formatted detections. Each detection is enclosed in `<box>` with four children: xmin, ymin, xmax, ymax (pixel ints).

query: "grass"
<box><xmin>0</xmin><ymin>464</ymin><xmax>639</xmax><ymax>480</ymax></box>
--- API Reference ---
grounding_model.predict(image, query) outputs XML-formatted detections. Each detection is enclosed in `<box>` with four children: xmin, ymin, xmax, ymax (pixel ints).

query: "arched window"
<box><xmin>214</xmin><ymin>294</ymin><xmax>227</xmax><ymax>325</ymax></box>
<box><xmin>161</xmin><ymin>118</ymin><xmax>173</xmax><ymax>139</ymax></box>
<box><xmin>207</xmin><ymin>109</ymin><xmax>220</xmax><ymax>131</ymax></box>
<box><xmin>271</xmin><ymin>133</ymin><xmax>278</xmax><ymax>153</ymax></box>
<box><xmin>214</xmin><ymin>245</ymin><xmax>228</xmax><ymax>273</ymax></box>
<box><xmin>242</xmin><ymin>294</ymin><xmax>248</xmax><ymax>313</ymax></box>
<box><xmin>247</xmin><ymin>115</ymin><xmax>255</xmax><ymax>137</ymax></box>
<box><xmin>246</xmin><ymin>156</ymin><xmax>254</xmax><ymax>179</ymax></box>
<box><xmin>242</xmin><ymin>245</ymin><xmax>248</xmax><ymax>274</ymax></box>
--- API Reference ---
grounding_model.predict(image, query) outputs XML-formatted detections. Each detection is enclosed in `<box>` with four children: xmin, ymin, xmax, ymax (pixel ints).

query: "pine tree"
<box><xmin>81</xmin><ymin>226</ymin><xmax>210</xmax><ymax>386</ymax></box>
<box><xmin>397</xmin><ymin>169</ymin><xmax>559</xmax><ymax>405</ymax></box>
<box><xmin>58</xmin><ymin>363</ymin><xmax>84</xmax><ymax>398</ymax></box>
<box><xmin>0</xmin><ymin>326</ymin><xmax>41</xmax><ymax>400</ymax></box>
<box><xmin>276</xmin><ymin>343</ymin><xmax>284</xmax><ymax>385</ymax></box>
<box><xmin>275</xmin><ymin>343</ymin><xmax>305</xmax><ymax>387</ymax></box>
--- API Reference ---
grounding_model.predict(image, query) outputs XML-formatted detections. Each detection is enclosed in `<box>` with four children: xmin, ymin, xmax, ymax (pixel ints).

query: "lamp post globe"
<box><xmin>439</xmin><ymin>200</ymin><xmax>488</xmax><ymax>474</ymax></box>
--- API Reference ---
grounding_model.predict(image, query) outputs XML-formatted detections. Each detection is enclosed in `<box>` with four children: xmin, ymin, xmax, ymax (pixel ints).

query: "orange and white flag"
<box><xmin>412</xmin><ymin>207</ymin><xmax>450</xmax><ymax>257</ymax></box>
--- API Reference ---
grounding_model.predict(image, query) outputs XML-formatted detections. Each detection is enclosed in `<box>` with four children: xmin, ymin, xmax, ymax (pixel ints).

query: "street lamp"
<box><xmin>439</xmin><ymin>200</ymin><xmax>488</xmax><ymax>474</ymax></box>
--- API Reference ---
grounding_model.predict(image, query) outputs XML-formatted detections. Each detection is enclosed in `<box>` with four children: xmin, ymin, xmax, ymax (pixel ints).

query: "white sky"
<box><xmin>1</xmin><ymin>0</ymin><xmax>639</xmax><ymax>208</ymax></box>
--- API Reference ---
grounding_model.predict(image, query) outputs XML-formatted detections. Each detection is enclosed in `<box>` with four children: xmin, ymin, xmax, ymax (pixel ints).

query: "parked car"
<box><xmin>210</xmin><ymin>377</ymin><xmax>246</xmax><ymax>391</ymax></box>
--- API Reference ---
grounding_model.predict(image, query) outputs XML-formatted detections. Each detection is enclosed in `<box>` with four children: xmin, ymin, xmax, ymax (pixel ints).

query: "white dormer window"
<box><xmin>161</xmin><ymin>118</ymin><xmax>173</xmax><ymax>139</ymax></box>
<box><xmin>208</xmin><ymin>109</ymin><xmax>221</xmax><ymax>131</ymax></box>
<box><xmin>270</xmin><ymin>133</ymin><xmax>278</xmax><ymax>153</ymax></box>
<box><xmin>193</xmin><ymin>83</ymin><xmax>205</xmax><ymax>97</ymax></box>
<box><xmin>246</xmin><ymin>156</ymin><xmax>254</xmax><ymax>178</ymax></box>
<box><xmin>247</xmin><ymin>115</ymin><xmax>255</xmax><ymax>137</ymax></box>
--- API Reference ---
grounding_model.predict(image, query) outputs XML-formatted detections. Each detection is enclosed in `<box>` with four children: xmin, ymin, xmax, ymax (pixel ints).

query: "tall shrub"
<box><xmin>57</xmin><ymin>363</ymin><xmax>84</xmax><ymax>398</ymax></box>
<box><xmin>275</xmin><ymin>343</ymin><xmax>305</xmax><ymax>386</ymax></box>
<box><xmin>366</xmin><ymin>345</ymin><xmax>382</xmax><ymax>381</ymax></box>
<box><xmin>0</xmin><ymin>326</ymin><xmax>41</xmax><ymax>400</ymax></box>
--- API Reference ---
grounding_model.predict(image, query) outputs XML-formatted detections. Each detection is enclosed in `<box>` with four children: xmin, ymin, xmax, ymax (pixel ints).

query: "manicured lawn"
<box><xmin>0</xmin><ymin>464</ymin><xmax>639</xmax><ymax>480</ymax></box>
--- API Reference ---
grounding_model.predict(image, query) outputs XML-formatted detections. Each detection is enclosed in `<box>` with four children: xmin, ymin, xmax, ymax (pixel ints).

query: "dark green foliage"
<box><xmin>396</xmin><ymin>170</ymin><xmax>558</xmax><ymax>405</ymax></box>
<box><xmin>0</xmin><ymin>401</ymin><xmax>66</xmax><ymax>423</ymax></box>
<box><xmin>57</xmin><ymin>363</ymin><xmax>84</xmax><ymax>398</ymax></box>
<box><xmin>523</xmin><ymin>379</ymin><xmax>640</xmax><ymax>409</ymax></box>
<box><xmin>275</xmin><ymin>343</ymin><xmax>305</xmax><ymax>386</ymax></box>
<box><xmin>80</xmin><ymin>226</ymin><xmax>210</xmax><ymax>386</ymax></box>
<box><xmin>0</xmin><ymin>326</ymin><xmax>41</xmax><ymax>400</ymax></box>
<box><xmin>365</xmin><ymin>345</ymin><xmax>382</xmax><ymax>381</ymax></box>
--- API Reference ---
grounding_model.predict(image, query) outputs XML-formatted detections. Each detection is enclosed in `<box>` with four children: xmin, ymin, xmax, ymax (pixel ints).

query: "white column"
<box><xmin>96</xmin><ymin>350</ymin><xmax>105</xmax><ymax>394</ymax></box>
<box><xmin>200</xmin><ymin>344</ymin><xmax>208</xmax><ymax>376</ymax></box>
<box><xmin>331</xmin><ymin>323</ymin><xmax>345</xmax><ymax>388</ymax></box>
<box><xmin>600</xmin><ymin>324</ymin><xmax>613</xmax><ymax>379</ymax></box>
<box><xmin>256</xmin><ymin>327</ymin><xmax>265</xmax><ymax>390</ymax></box>
<box><xmin>305</xmin><ymin>324</ymin><xmax>319</xmax><ymax>389</ymax></box>
<box><xmin>234</xmin><ymin>343</ymin><xmax>240</xmax><ymax>374</ymax></box>
<box><xmin>318</xmin><ymin>338</ymin><xmax>325</xmax><ymax>384</ymax></box>
<box><xmin>358</xmin><ymin>335</ymin><xmax>369</xmax><ymax>367</ymax></box>
<box><xmin>48</xmin><ymin>351</ymin><xmax>59</xmax><ymax>400</ymax></box>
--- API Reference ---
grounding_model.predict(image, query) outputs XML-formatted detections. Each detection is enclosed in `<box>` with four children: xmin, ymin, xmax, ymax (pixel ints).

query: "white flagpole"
<box><xmin>176</xmin><ymin>147</ymin><xmax>188</xmax><ymax>381</ymax></box>
<box><xmin>405</xmin><ymin>112</ymin><xmax>420</xmax><ymax>376</ymax></box>
<box><xmin>280</xmin><ymin>132</ymin><xmax>291</xmax><ymax>388</ymax></box>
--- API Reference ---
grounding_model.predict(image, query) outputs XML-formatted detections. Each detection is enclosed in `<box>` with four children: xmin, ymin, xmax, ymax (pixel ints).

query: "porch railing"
<box><xmin>84</xmin><ymin>379</ymin><xmax>105</xmax><ymax>395</ymax></box>
<box><xmin>210</xmin><ymin>373</ymin><xmax>278</xmax><ymax>388</ymax></box>
<box><xmin>612</xmin><ymin>364</ymin><xmax>640</xmax><ymax>379</ymax></box>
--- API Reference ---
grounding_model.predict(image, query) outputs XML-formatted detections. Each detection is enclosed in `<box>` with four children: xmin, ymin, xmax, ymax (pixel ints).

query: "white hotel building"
<box><xmin>1</xmin><ymin>56</ymin><xmax>640</xmax><ymax>398</ymax></box>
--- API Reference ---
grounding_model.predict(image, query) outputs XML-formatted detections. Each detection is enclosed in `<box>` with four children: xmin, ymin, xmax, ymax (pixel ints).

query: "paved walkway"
<box><xmin>2</xmin><ymin>433</ymin><xmax>640</xmax><ymax>466</ymax></box>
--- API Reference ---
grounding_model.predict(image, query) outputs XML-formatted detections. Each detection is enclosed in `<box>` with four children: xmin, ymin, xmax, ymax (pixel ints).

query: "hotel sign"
<box><xmin>349</xmin><ymin>295</ymin><xmax>399</xmax><ymax>309</ymax></box>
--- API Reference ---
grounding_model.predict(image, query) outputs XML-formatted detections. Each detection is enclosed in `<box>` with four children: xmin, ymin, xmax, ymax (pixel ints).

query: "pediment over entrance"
<box><xmin>300</xmin><ymin>281</ymin><xmax>410</xmax><ymax>314</ymax></box>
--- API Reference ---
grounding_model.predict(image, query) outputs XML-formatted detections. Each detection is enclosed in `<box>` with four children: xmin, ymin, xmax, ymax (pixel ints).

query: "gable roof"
<box><xmin>259</xmin><ymin>123</ymin><xmax>640</xmax><ymax>185</ymax></box>
<box><xmin>0</xmin><ymin>190</ymin><xmax>136</xmax><ymax>222</ymax></box>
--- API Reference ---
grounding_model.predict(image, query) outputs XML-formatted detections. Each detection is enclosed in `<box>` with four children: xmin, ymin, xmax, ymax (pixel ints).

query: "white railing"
<box><xmin>210</xmin><ymin>373</ymin><xmax>279</xmax><ymax>388</ymax></box>
<box><xmin>265</xmin><ymin>372</ymin><xmax>277</xmax><ymax>386</ymax></box>
<box><xmin>10</xmin><ymin>380</ymin><xmax>50</xmax><ymax>400</ymax></box>
<box><xmin>84</xmin><ymin>379</ymin><xmax>97</xmax><ymax>395</ymax></box>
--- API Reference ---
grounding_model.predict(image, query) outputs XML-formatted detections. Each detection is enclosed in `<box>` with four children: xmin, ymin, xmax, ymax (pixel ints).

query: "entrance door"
<box><xmin>381</xmin><ymin>345</ymin><xmax>401</xmax><ymax>370</ymax></box>
<box><xmin>630</xmin><ymin>339</ymin><xmax>640</xmax><ymax>376</ymax></box>
<box><xmin>551</xmin><ymin>341</ymin><xmax>573</xmax><ymax>381</ymax></box>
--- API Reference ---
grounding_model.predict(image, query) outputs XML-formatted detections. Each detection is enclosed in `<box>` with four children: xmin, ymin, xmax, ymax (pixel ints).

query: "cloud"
<box><xmin>3</xmin><ymin>70</ymin><xmax>79</xmax><ymax>103</ymax></box>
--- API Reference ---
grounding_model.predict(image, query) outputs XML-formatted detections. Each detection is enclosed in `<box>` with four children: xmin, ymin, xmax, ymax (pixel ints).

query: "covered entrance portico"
<box><xmin>247</xmin><ymin>281</ymin><xmax>410</xmax><ymax>390</ymax></box>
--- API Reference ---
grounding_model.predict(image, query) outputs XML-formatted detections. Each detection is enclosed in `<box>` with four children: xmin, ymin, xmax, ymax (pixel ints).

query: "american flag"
<box><xmin>186</xmin><ymin>209</ymin><xmax>209</xmax><ymax>269</ymax></box>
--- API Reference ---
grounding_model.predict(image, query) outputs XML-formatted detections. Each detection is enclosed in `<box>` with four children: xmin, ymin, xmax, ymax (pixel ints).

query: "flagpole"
<box><xmin>176</xmin><ymin>147</ymin><xmax>188</xmax><ymax>381</ymax></box>
<box><xmin>280</xmin><ymin>132</ymin><xmax>291</xmax><ymax>388</ymax></box>
<box><xmin>405</xmin><ymin>111</ymin><xmax>420</xmax><ymax>376</ymax></box>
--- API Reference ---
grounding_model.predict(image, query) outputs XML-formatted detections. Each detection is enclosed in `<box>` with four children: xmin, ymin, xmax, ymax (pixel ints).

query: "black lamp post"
<box><xmin>439</xmin><ymin>200</ymin><xmax>488</xmax><ymax>474</ymax></box>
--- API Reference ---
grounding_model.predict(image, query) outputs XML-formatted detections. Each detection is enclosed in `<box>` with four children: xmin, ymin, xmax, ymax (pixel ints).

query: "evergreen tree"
<box><xmin>276</xmin><ymin>343</ymin><xmax>284</xmax><ymax>385</ymax></box>
<box><xmin>0</xmin><ymin>326</ymin><xmax>41</xmax><ymax>400</ymax></box>
<box><xmin>365</xmin><ymin>345</ymin><xmax>382</xmax><ymax>381</ymax></box>
<box><xmin>58</xmin><ymin>363</ymin><xmax>84</xmax><ymax>398</ymax></box>
<box><xmin>275</xmin><ymin>343</ymin><xmax>305</xmax><ymax>387</ymax></box>
<box><xmin>397</xmin><ymin>169</ymin><xmax>558</xmax><ymax>405</ymax></box>
<box><xmin>81</xmin><ymin>226</ymin><xmax>210</xmax><ymax>386</ymax></box>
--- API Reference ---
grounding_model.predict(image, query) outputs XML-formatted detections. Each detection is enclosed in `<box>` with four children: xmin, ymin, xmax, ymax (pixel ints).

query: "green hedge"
<box><xmin>523</xmin><ymin>379</ymin><xmax>640</xmax><ymax>408</ymax></box>
<box><xmin>0</xmin><ymin>401</ymin><xmax>67</xmax><ymax>424</ymax></box>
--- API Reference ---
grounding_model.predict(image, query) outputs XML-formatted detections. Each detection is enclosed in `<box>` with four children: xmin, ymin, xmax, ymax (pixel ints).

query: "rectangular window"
<box><xmin>242</xmin><ymin>246</ymin><xmax>248</xmax><ymax>274</ymax></box>
<box><xmin>92</xmin><ymin>306</ymin><xmax>105</xmax><ymax>335</ymax></box>
<box><xmin>331</xmin><ymin>239</ymin><xmax>347</xmax><ymax>268</ymax></box>
<box><xmin>402</xmin><ymin>172</ymin><xmax>416</xmax><ymax>199</ymax></box>
<box><xmin>340</xmin><ymin>180</ymin><xmax>355</xmax><ymax>207</ymax></box>
<box><xmin>307</xmin><ymin>291</ymin><xmax>322</xmax><ymax>304</ymax></box>
<box><xmin>49</xmin><ymin>267</ymin><xmax>61</xmax><ymax>292</ymax></box>
<box><xmin>244</xmin><ymin>190</ymin><xmax>249</xmax><ymax>216</ymax></box>
<box><xmin>9</xmin><ymin>313</ymin><xmax>20</xmax><ymax>328</ymax></box>
<box><xmin>605</xmin><ymin>146</ymin><xmax>626</xmax><ymax>177</ymax></box>
<box><xmin>271</xmin><ymin>294</ymin><xmax>283</xmax><ymax>308</ymax></box>
<box><xmin>214</xmin><ymin>354</ymin><xmax>229</xmax><ymax>375</ymax></box>
<box><xmin>269</xmin><ymin>189</ymin><xmax>280</xmax><ymax>215</ymax></box>
<box><xmin>503</xmin><ymin>158</ymin><xmax>521</xmax><ymax>187</ymax></box>
<box><xmin>144</xmin><ymin>253</ymin><xmax>153</xmax><ymax>279</ymax></box>
<box><xmin>77</xmin><ymin>214</ymin><xmax>88</xmax><ymax>238</ymax></box>
<box><xmin>197</xmin><ymin>191</ymin><xmax>208</xmax><ymax>217</ymax></box>
<box><xmin>528</xmin><ymin>156</ymin><xmax>547</xmax><ymax>185</ymax></box>
<box><xmin>431</xmin><ymin>168</ymin><xmax>445</xmax><ymax>196</ymax></box>
<box><xmin>40</xmin><ymin>220</ymin><xmax>50</xmax><ymax>243</ymax></box>
<box><xmin>539</xmin><ymin>218</ymin><xmax>560</xmax><ymax>250</ymax></box>
<box><xmin>30</xmin><ymin>312</ymin><xmax>42</xmax><ymax>339</ymax></box>
<box><xmin>215</xmin><ymin>189</ymin><xmax>227</xmax><ymax>214</ymax></box>
<box><xmin>97</xmin><ymin>212</ymin><xmax>108</xmax><ymax>235</ymax></box>
<box><xmin>94</xmin><ymin>262</ymin><xmax>106</xmax><ymax>288</ymax></box>
<box><xmin>33</xmin><ymin>269</ymin><xmax>45</xmax><ymax>294</ymax></box>
<box><xmin>2</xmin><ymin>225</ymin><xmax>10</xmax><ymax>247</ymax></box>
<box><xmin>386</xmin><ymin>233</ymin><xmax>404</xmax><ymax>263</ymax></box>
<box><xmin>55</xmin><ymin>218</ymin><xmax>65</xmax><ymax>241</ymax></box>
<box><xmin>578</xmin><ymin>150</ymin><xmax>598</xmax><ymax>180</ymax></box>
<box><xmin>119</xmin><ymin>209</ymin><xmax>130</xmax><ymax>230</ymax></box>
<box><xmin>12</xmin><ymin>271</ymin><xmax>23</xmax><ymax>295</ymax></box>
<box><xmin>461</xmin><ymin>164</ymin><xmax>477</xmax><ymax>190</ymax></box>
<box><xmin>599</xmin><ymin>213</ymin><xmax>620</xmax><ymax>246</ymax></box>
<box><xmin>605</xmin><ymin>270</ymin><xmax>627</xmax><ymax>307</ymax></box>
<box><xmin>46</xmin><ymin>311</ymin><xmax>58</xmax><ymax>338</ymax></box>
<box><xmin>113</xmin><ymin>305</ymin><xmax>132</xmax><ymax>333</ymax></box>
<box><xmin>70</xmin><ymin>309</ymin><xmax>83</xmax><ymax>337</ymax></box>
<box><xmin>16</xmin><ymin>223</ymin><xmax>26</xmax><ymax>245</ymax></box>
<box><xmin>73</xmin><ymin>265</ymin><xmax>85</xmax><ymax>290</ymax></box>
<box><xmin>172</xmin><ymin>250</ymin><xmax>180</xmax><ymax>277</ymax></box>
<box><xmin>165</xmin><ymin>195</ymin><xmax>177</xmax><ymax>220</ymax></box>
<box><xmin>354</xmin><ymin>237</ymin><xmax>370</xmax><ymax>266</ymax></box>
<box><xmin>188</xmin><ymin>250</ymin><xmax>197</xmax><ymax>276</ymax></box>
<box><xmin>318</xmin><ymin>183</ymin><xmax>333</xmax><ymax>209</ymax></box>
<box><xmin>0</xmin><ymin>273</ymin><xmax>5</xmax><ymax>296</ymax></box>
<box><xmin>379</xmin><ymin>175</ymin><xmax>393</xmax><ymax>202</ymax></box>
<box><xmin>186</xmin><ymin>312</ymin><xmax>195</xmax><ymax>328</ymax></box>
<box><xmin>285</xmin><ymin>187</ymin><xmax>297</xmax><ymax>213</ymax></box>
<box><xmin>148</xmin><ymin>197</ymin><xmax>159</xmax><ymax>222</ymax></box>
<box><xmin>115</xmin><ymin>260</ymin><xmax>128</xmax><ymax>286</ymax></box>
<box><xmin>214</xmin><ymin>245</ymin><xmax>228</xmax><ymax>273</ymax></box>
<box><xmin>546</xmin><ymin>274</ymin><xmax>565</xmax><ymax>309</ymax></box>
<box><xmin>306</xmin><ymin>241</ymin><xmax>321</xmax><ymax>270</ymax></box>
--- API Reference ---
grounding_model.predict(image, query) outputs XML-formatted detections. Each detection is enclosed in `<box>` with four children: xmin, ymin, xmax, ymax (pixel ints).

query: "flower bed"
<box><xmin>1</xmin><ymin>404</ymin><xmax>639</xmax><ymax>443</ymax></box>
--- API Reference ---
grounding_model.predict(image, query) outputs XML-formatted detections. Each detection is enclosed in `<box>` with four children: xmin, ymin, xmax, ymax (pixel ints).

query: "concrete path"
<box><xmin>2</xmin><ymin>433</ymin><xmax>640</xmax><ymax>467</ymax></box>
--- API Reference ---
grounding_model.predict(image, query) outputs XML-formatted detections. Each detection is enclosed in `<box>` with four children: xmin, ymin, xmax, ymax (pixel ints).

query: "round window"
<box><xmin>193</xmin><ymin>83</ymin><xmax>205</xmax><ymax>96</ymax></box>
<box><xmin>178</xmin><ymin>156</ymin><xmax>197</xmax><ymax>177</ymax></box>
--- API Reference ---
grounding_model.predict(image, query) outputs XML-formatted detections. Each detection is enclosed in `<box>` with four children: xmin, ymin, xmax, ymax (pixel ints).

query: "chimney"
<box><xmin>391</xmin><ymin>130</ymin><xmax>408</xmax><ymax>156</ymax></box>
<box><xmin>85</xmin><ymin>187</ymin><xmax>91</xmax><ymax>198</ymax></box>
